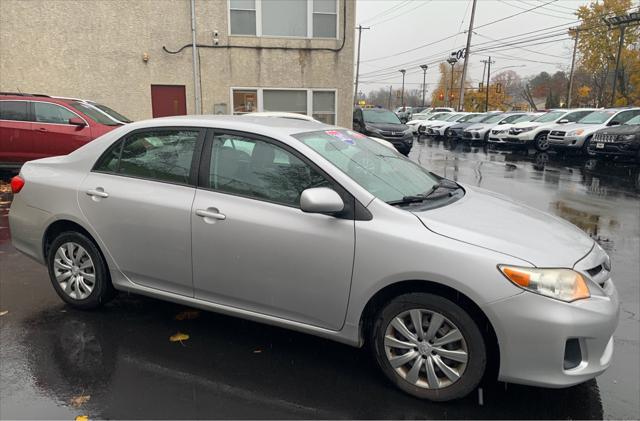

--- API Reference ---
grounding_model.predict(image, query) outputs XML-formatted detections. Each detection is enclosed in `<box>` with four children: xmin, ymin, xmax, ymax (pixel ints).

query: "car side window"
<box><xmin>0</xmin><ymin>101</ymin><xmax>30</xmax><ymax>121</ymax></box>
<box><xmin>209</xmin><ymin>133</ymin><xmax>330</xmax><ymax>207</ymax></box>
<box><xmin>611</xmin><ymin>110</ymin><xmax>640</xmax><ymax>125</ymax></box>
<box><xmin>95</xmin><ymin>129</ymin><xmax>199</xmax><ymax>184</ymax></box>
<box><xmin>34</xmin><ymin>102</ymin><xmax>79</xmax><ymax>124</ymax></box>
<box><xmin>566</xmin><ymin>111</ymin><xmax>591</xmax><ymax>122</ymax></box>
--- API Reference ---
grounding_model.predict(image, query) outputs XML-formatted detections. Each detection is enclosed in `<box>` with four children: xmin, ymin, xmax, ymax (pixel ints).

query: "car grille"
<box><xmin>380</xmin><ymin>131</ymin><xmax>404</xmax><ymax>137</ymax></box>
<box><xmin>550</xmin><ymin>130</ymin><xmax>566</xmax><ymax>137</ymax></box>
<box><xmin>463</xmin><ymin>131</ymin><xmax>472</xmax><ymax>139</ymax></box>
<box><xmin>593</xmin><ymin>133</ymin><xmax>618</xmax><ymax>143</ymax></box>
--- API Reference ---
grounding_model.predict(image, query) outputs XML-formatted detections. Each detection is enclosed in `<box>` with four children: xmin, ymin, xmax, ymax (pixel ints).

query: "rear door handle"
<box><xmin>36</xmin><ymin>127</ymin><xmax>48</xmax><ymax>132</ymax></box>
<box><xmin>86</xmin><ymin>188</ymin><xmax>109</xmax><ymax>198</ymax></box>
<box><xmin>196</xmin><ymin>209</ymin><xmax>226</xmax><ymax>221</ymax></box>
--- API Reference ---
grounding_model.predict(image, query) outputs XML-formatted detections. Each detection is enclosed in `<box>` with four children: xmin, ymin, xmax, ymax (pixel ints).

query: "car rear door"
<box><xmin>190</xmin><ymin>130</ymin><xmax>355</xmax><ymax>330</ymax></box>
<box><xmin>78</xmin><ymin>127</ymin><xmax>204</xmax><ymax>297</ymax></box>
<box><xmin>33</xmin><ymin>102</ymin><xmax>92</xmax><ymax>158</ymax></box>
<box><xmin>0</xmin><ymin>100</ymin><xmax>33</xmax><ymax>164</ymax></box>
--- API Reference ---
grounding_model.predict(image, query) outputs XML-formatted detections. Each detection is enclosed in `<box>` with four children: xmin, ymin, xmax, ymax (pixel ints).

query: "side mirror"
<box><xmin>558</xmin><ymin>119</ymin><xmax>569</xmax><ymax>124</ymax></box>
<box><xmin>498</xmin><ymin>120</ymin><xmax>506</xmax><ymax>125</ymax></box>
<box><xmin>300</xmin><ymin>187</ymin><xmax>344</xmax><ymax>214</ymax></box>
<box><xmin>69</xmin><ymin>117</ymin><xmax>86</xmax><ymax>127</ymax></box>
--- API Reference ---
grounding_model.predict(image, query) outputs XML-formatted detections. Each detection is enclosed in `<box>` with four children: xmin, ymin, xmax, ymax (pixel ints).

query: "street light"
<box><xmin>420</xmin><ymin>65</ymin><xmax>428</xmax><ymax>107</ymax></box>
<box><xmin>446</xmin><ymin>57</ymin><xmax>458</xmax><ymax>108</ymax></box>
<box><xmin>603</xmin><ymin>11</ymin><xmax>640</xmax><ymax>106</ymax></box>
<box><xmin>399</xmin><ymin>69</ymin><xmax>406</xmax><ymax>110</ymax></box>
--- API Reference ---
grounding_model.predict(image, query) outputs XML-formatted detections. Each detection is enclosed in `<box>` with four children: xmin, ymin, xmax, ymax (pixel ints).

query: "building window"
<box><xmin>229</xmin><ymin>0</ymin><xmax>257</xmax><ymax>36</ymax></box>
<box><xmin>231</xmin><ymin>88</ymin><xmax>336</xmax><ymax>123</ymax></box>
<box><xmin>313</xmin><ymin>0</ymin><xmax>337</xmax><ymax>38</ymax></box>
<box><xmin>312</xmin><ymin>91</ymin><xmax>335</xmax><ymax>124</ymax></box>
<box><xmin>233</xmin><ymin>90</ymin><xmax>258</xmax><ymax>114</ymax></box>
<box><xmin>263</xmin><ymin>90</ymin><xmax>307</xmax><ymax>114</ymax></box>
<box><xmin>229</xmin><ymin>0</ymin><xmax>338</xmax><ymax>39</ymax></box>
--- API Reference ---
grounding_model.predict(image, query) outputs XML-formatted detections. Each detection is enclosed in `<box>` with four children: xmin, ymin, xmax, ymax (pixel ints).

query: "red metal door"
<box><xmin>151</xmin><ymin>85</ymin><xmax>187</xmax><ymax>118</ymax></box>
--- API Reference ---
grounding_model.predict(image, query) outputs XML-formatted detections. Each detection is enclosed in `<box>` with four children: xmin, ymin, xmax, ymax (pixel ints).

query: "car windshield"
<box><xmin>91</xmin><ymin>102</ymin><xmax>132</xmax><ymax>123</ymax></box>
<box><xmin>69</xmin><ymin>101</ymin><xmax>120</xmax><ymax>126</ymax></box>
<box><xmin>578</xmin><ymin>110</ymin><xmax>616</xmax><ymax>124</ymax></box>
<box><xmin>466</xmin><ymin>114</ymin><xmax>487</xmax><ymax>123</ymax></box>
<box><xmin>445</xmin><ymin>113</ymin><xmax>463</xmax><ymax>121</ymax></box>
<box><xmin>363</xmin><ymin>109</ymin><xmax>402</xmax><ymax>124</ymax></box>
<box><xmin>512</xmin><ymin>114</ymin><xmax>535</xmax><ymax>123</ymax></box>
<box><xmin>411</xmin><ymin>114</ymin><xmax>429</xmax><ymax>120</ymax></box>
<box><xmin>429</xmin><ymin>113</ymin><xmax>448</xmax><ymax>120</ymax></box>
<box><xmin>293</xmin><ymin>130</ymin><xmax>439</xmax><ymax>203</ymax></box>
<box><xmin>624</xmin><ymin>115</ymin><xmax>640</xmax><ymax>125</ymax></box>
<box><xmin>482</xmin><ymin>113</ymin><xmax>506</xmax><ymax>123</ymax></box>
<box><xmin>533</xmin><ymin>111</ymin><xmax>565</xmax><ymax>123</ymax></box>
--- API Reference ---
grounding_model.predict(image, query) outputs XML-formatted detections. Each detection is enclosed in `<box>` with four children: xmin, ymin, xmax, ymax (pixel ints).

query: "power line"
<box><xmin>498</xmin><ymin>0</ymin><xmax>576</xmax><ymax>20</ymax></box>
<box><xmin>368</xmin><ymin>0</ymin><xmax>434</xmax><ymax>27</ymax></box>
<box><xmin>475</xmin><ymin>0</ymin><xmax>561</xmax><ymax>30</ymax></box>
<box><xmin>359</xmin><ymin>0</ymin><xmax>411</xmax><ymax>25</ymax></box>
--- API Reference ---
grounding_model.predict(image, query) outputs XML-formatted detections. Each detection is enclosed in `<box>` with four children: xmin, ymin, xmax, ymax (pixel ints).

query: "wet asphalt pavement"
<box><xmin>1</xmin><ymin>138</ymin><xmax>639</xmax><ymax>420</ymax></box>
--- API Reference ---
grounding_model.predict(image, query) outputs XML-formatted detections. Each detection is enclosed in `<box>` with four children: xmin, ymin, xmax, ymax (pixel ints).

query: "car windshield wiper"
<box><xmin>387</xmin><ymin>180</ymin><xmax>460</xmax><ymax>206</ymax></box>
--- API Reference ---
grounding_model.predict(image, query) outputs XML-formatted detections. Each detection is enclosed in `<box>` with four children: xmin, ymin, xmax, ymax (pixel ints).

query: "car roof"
<box><xmin>146</xmin><ymin>114</ymin><xmax>334</xmax><ymax>135</ymax></box>
<box><xmin>0</xmin><ymin>93</ymin><xmax>71</xmax><ymax>106</ymax></box>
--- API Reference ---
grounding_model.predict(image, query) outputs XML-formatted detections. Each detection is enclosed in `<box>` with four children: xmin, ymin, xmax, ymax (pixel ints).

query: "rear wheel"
<box><xmin>370</xmin><ymin>293</ymin><xmax>486</xmax><ymax>401</ymax></box>
<box><xmin>534</xmin><ymin>132</ymin><xmax>550</xmax><ymax>151</ymax></box>
<box><xmin>47</xmin><ymin>231</ymin><xmax>115</xmax><ymax>310</ymax></box>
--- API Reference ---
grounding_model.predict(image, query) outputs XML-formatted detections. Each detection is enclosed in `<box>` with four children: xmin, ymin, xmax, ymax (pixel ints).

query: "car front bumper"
<box><xmin>483</xmin><ymin>278</ymin><xmax>619</xmax><ymax>388</ymax></box>
<box><xmin>587</xmin><ymin>141</ymin><xmax>640</xmax><ymax>158</ymax></box>
<box><xmin>548</xmin><ymin>135</ymin><xmax>586</xmax><ymax>148</ymax></box>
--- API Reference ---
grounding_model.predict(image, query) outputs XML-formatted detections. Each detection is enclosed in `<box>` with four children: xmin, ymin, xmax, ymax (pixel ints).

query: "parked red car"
<box><xmin>0</xmin><ymin>93</ymin><xmax>131</xmax><ymax>167</ymax></box>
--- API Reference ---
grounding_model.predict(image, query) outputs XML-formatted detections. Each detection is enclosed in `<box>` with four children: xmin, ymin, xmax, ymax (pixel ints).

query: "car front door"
<box><xmin>78</xmin><ymin>127</ymin><xmax>203</xmax><ymax>296</ymax></box>
<box><xmin>0</xmin><ymin>100</ymin><xmax>33</xmax><ymax>164</ymax></box>
<box><xmin>191</xmin><ymin>130</ymin><xmax>355</xmax><ymax>330</ymax></box>
<box><xmin>33</xmin><ymin>102</ymin><xmax>92</xmax><ymax>158</ymax></box>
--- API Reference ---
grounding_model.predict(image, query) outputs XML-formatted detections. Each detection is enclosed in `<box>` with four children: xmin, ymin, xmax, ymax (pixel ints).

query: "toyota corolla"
<box><xmin>9</xmin><ymin>116</ymin><xmax>619</xmax><ymax>401</ymax></box>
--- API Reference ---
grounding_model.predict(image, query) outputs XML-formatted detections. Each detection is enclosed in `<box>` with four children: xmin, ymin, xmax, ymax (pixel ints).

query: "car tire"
<box><xmin>370</xmin><ymin>292</ymin><xmax>486</xmax><ymax>401</ymax></box>
<box><xmin>47</xmin><ymin>231</ymin><xmax>115</xmax><ymax>310</ymax></box>
<box><xmin>534</xmin><ymin>132</ymin><xmax>550</xmax><ymax>151</ymax></box>
<box><xmin>582</xmin><ymin>136</ymin><xmax>594</xmax><ymax>156</ymax></box>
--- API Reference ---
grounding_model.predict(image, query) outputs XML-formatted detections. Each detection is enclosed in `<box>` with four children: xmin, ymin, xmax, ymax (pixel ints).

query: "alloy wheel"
<box><xmin>537</xmin><ymin>133</ymin><xmax>550</xmax><ymax>151</ymax></box>
<box><xmin>384</xmin><ymin>309</ymin><xmax>468</xmax><ymax>389</ymax></box>
<box><xmin>53</xmin><ymin>242</ymin><xmax>96</xmax><ymax>300</ymax></box>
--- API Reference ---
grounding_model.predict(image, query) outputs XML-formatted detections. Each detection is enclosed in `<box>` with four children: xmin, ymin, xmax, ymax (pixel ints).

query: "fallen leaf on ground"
<box><xmin>70</xmin><ymin>394</ymin><xmax>91</xmax><ymax>407</ymax></box>
<box><xmin>175</xmin><ymin>309</ymin><xmax>200</xmax><ymax>321</ymax></box>
<box><xmin>169</xmin><ymin>332</ymin><xmax>190</xmax><ymax>342</ymax></box>
<box><xmin>75</xmin><ymin>416</ymin><xmax>89</xmax><ymax>421</ymax></box>
<box><xmin>0</xmin><ymin>311</ymin><xmax>8</xmax><ymax>317</ymax></box>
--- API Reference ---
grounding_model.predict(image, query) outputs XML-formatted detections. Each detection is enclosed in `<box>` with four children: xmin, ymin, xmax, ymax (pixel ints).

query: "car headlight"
<box><xmin>431</xmin><ymin>125</ymin><xmax>442</xmax><ymax>129</ymax></box>
<box><xmin>567</xmin><ymin>129</ymin><xmax>585</xmax><ymax>136</ymax></box>
<box><xmin>519</xmin><ymin>126</ymin><xmax>536</xmax><ymax>133</ymax></box>
<box><xmin>403</xmin><ymin>128</ymin><xmax>413</xmax><ymax>135</ymax></box>
<box><xmin>365</xmin><ymin>126</ymin><xmax>382</xmax><ymax>134</ymax></box>
<box><xmin>620</xmin><ymin>134</ymin><xmax>638</xmax><ymax>141</ymax></box>
<box><xmin>498</xmin><ymin>265</ymin><xmax>590</xmax><ymax>302</ymax></box>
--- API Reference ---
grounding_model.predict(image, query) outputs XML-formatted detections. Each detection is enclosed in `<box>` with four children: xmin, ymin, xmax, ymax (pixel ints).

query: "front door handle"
<box><xmin>36</xmin><ymin>127</ymin><xmax>48</xmax><ymax>132</ymax></box>
<box><xmin>86</xmin><ymin>188</ymin><xmax>109</xmax><ymax>198</ymax></box>
<box><xmin>196</xmin><ymin>208</ymin><xmax>226</xmax><ymax>221</ymax></box>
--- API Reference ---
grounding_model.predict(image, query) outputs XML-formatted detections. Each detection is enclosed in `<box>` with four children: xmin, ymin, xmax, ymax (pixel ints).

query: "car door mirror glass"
<box><xmin>300</xmin><ymin>187</ymin><xmax>344</xmax><ymax>214</ymax></box>
<box><xmin>558</xmin><ymin>119</ymin><xmax>569</xmax><ymax>124</ymax></box>
<box><xmin>608</xmin><ymin>121</ymin><xmax>620</xmax><ymax>126</ymax></box>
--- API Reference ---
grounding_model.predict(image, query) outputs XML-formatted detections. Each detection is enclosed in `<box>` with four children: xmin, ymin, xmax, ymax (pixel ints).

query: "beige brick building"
<box><xmin>0</xmin><ymin>0</ymin><xmax>355</xmax><ymax>126</ymax></box>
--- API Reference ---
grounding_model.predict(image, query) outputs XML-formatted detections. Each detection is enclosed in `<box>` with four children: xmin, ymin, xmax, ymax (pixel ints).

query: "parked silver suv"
<box><xmin>9</xmin><ymin>116</ymin><xmax>619</xmax><ymax>401</ymax></box>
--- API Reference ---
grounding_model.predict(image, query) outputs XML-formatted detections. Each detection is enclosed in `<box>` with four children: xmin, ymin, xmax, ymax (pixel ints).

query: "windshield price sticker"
<box><xmin>325</xmin><ymin>130</ymin><xmax>356</xmax><ymax>145</ymax></box>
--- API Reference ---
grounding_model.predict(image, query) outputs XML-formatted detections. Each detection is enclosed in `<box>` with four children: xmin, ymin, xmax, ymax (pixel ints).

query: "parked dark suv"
<box><xmin>587</xmin><ymin>114</ymin><xmax>640</xmax><ymax>161</ymax></box>
<box><xmin>0</xmin><ymin>93</ymin><xmax>130</xmax><ymax>167</ymax></box>
<box><xmin>353</xmin><ymin>107</ymin><xmax>413</xmax><ymax>155</ymax></box>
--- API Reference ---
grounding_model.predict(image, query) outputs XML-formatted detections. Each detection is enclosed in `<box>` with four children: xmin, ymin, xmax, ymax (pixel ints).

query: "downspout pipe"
<box><xmin>190</xmin><ymin>0</ymin><xmax>202</xmax><ymax>114</ymax></box>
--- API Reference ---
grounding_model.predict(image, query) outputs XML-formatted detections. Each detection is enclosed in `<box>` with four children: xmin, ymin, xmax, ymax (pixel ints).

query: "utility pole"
<box><xmin>484</xmin><ymin>57</ymin><xmax>494</xmax><ymax>112</ymax></box>
<box><xmin>388</xmin><ymin>85</ymin><xmax>392</xmax><ymax>109</ymax></box>
<box><xmin>480</xmin><ymin>60</ymin><xmax>487</xmax><ymax>90</ymax></box>
<box><xmin>603</xmin><ymin>12</ymin><xmax>640</xmax><ymax>106</ymax></box>
<box><xmin>190</xmin><ymin>0</ymin><xmax>201</xmax><ymax>114</ymax></box>
<box><xmin>399</xmin><ymin>69</ymin><xmax>406</xmax><ymax>109</ymax></box>
<box><xmin>446</xmin><ymin>57</ymin><xmax>458</xmax><ymax>108</ymax></box>
<box><xmin>458</xmin><ymin>0</ymin><xmax>478</xmax><ymax>111</ymax></box>
<box><xmin>566</xmin><ymin>28</ymin><xmax>579</xmax><ymax>108</ymax></box>
<box><xmin>420</xmin><ymin>65</ymin><xmax>428</xmax><ymax>107</ymax></box>
<box><xmin>353</xmin><ymin>25</ymin><xmax>370</xmax><ymax>106</ymax></box>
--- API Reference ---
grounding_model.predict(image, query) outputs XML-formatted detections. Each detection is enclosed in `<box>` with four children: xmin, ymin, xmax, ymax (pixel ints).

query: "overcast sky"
<box><xmin>355</xmin><ymin>0</ymin><xmax>597</xmax><ymax>95</ymax></box>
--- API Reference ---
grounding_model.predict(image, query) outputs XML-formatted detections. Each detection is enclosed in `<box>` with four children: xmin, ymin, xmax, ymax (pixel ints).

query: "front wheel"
<box><xmin>370</xmin><ymin>293</ymin><xmax>486</xmax><ymax>401</ymax></box>
<box><xmin>534</xmin><ymin>132</ymin><xmax>550</xmax><ymax>151</ymax></box>
<box><xmin>47</xmin><ymin>231</ymin><xmax>115</xmax><ymax>310</ymax></box>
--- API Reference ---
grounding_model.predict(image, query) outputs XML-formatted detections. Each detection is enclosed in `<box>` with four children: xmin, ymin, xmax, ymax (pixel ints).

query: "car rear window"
<box><xmin>0</xmin><ymin>101</ymin><xmax>30</xmax><ymax>122</ymax></box>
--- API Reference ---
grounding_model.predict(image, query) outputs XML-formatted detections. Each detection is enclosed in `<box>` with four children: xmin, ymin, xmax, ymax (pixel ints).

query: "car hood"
<box><xmin>406</xmin><ymin>119</ymin><xmax>425</xmax><ymax>125</ymax></box>
<box><xmin>549</xmin><ymin>122</ymin><xmax>604</xmax><ymax>134</ymax></box>
<box><xmin>512</xmin><ymin>121</ymin><xmax>546</xmax><ymax>129</ymax></box>
<box><xmin>366</xmin><ymin>122</ymin><xmax>409</xmax><ymax>131</ymax></box>
<box><xmin>412</xmin><ymin>186</ymin><xmax>594</xmax><ymax>267</ymax></box>
<box><xmin>449</xmin><ymin>121</ymin><xmax>476</xmax><ymax>130</ymax></box>
<box><xmin>466</xmin><ymin>123</ymin><xmax>493</xmax><ymax>131</ymax></box>
<box><xmin>596</xmin><ymin>124</ymin><xmax>640</xmax><ymax>136</ymax></box>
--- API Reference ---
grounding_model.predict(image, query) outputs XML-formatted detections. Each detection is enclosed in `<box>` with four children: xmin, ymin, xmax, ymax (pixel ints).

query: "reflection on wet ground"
<box><xmin>1</xmin><ymin>141</ymin><xmax>639</xmax><ymax>419</ymax></box>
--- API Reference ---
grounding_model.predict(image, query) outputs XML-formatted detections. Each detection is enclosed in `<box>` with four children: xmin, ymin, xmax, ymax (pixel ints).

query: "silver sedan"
<box><xmin>9</xmin><ymin>116</ymin><xmax>619</xmax><ymax>401</ymax></box>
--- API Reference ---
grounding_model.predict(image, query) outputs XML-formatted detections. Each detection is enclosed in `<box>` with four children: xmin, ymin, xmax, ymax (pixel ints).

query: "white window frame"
<box><xmin>230</xmin><ymin>87</ymin><xmax>337</xmax><ymax>123</ymax></box>
<box><xmin>228</xmin><ymin>0</ymin><xmax>339</xmax><ymax>40</ymax></box>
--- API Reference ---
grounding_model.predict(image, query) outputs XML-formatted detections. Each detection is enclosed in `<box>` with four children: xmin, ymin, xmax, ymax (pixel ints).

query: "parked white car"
<box><xmin>487</xmin><ymin>113</ymin><xmax>544</xmax><ymax>144</ymax></box>
<box><xmin>546</xmin><ymin>108</ymin><xmax>640</xmax><ymax>153</ymax></box>
<box><xmin>426</xmin><ymin>113</ymin><xmax>480</xmax><ymax>137</ymax></box>
<box><xmin>462</xmin><ymin>113</ymin><xmax>527</xmax><ymax>142</ymax></box>
<box><xmin>490</xmin><ymin>109</ymin><xmax>596</xmax><ymax>151</ymax></box>
<box><xmin>415</xmin><ymin>112</ymin><xmax>454</xmax><ymax>134</ymax></box>
<box><xmin>406</xmin><ymin>112</ymin><xmax>435</xmax><ymax>132</ymax></box>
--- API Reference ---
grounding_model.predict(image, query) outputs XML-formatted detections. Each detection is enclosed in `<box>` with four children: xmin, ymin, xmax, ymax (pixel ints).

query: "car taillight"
<box><xmin>10</xmin><ymin>176</ymin><xmax>25</xmax><ymax>194</ymax></box>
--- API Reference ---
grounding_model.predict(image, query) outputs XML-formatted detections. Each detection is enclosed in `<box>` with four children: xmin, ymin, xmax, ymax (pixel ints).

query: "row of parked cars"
<box><xmin>407</xmin><ymin>107</ymin><xmax>640</xmax><ymax>161</ymax></box>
